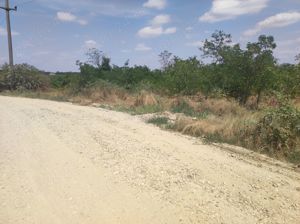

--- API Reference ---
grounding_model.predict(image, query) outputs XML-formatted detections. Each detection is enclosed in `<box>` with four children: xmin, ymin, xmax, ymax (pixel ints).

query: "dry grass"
<box><xmin>173</xmin><ymin>115</ymin><xmax>222</xmax><ymax>136</ymax></box>
<box><xmin>293</xmin><ymin>97</ymin><xmax>300</xmax><ymax>110</ymax></box>
<box><xmin>85</xmin><ymin>85</ymin><xmax>129</xmax><ymax>103</ymax></box>
<box><xmin>134</xmin><ymin>91</ymin><xmax>158</xmax><ymax>107</ymax></box>
<box><xmin>171</xmin><ymin>111</ymin><xmax>261</xmax><ymax>145</ymax></box>
<box><xmin>199</xmin><ymin>98</ymin><xmax>246</xmax><ymax>116</ymax></box>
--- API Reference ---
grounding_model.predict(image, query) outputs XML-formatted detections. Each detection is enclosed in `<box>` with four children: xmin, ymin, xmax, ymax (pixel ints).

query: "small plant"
<box><xmin>171</xmin><ymin>99</ymin><xmax>209</xmax><ymax>118</ymax></box>
<box><xmin>132</xmin><ymin>104</ymin><xmax>163</xmax><ymax>115</ymax></box>
<box><xmin>171</xmin><ymin>99</ymin><xmax>195</xmax><ymax>116</ymax></box>
<box><xmin>111</xmin><ymin>104</ymin><xmax>163</xmax><ymax>115</ymax></box>
<box><xmin>147</xmin><ymin>117</ymin><xmax>169</xmax><ymax>126</ymax></box>
<box><xmin>288</xmin><ymin>151</ymin><xmax>300</xmax><ymax>164</ymax></box>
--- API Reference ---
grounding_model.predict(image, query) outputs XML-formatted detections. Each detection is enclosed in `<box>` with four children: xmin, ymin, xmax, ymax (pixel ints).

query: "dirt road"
<box><xmin>0</xmin><ymin>96</ymin><xmax>299</xmax><ymax>224</ymax></box>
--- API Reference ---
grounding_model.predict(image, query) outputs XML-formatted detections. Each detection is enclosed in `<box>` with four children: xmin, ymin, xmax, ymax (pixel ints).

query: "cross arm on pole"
<box><xmin>0</xmin><ymin>6</ymin><xmax>17</xmax><ymax>11</ymax></box>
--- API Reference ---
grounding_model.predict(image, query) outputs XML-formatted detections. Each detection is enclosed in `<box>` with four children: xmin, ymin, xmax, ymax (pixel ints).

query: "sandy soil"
<box><xmin>0</xmin><ymin>96</ymin><xmax>299</xmax><ymax>224</ymax></box>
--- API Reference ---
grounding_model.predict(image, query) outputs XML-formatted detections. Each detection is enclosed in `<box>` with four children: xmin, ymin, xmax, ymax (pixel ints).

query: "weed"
<box><xmin>253</xmin><ymin>102</ymin><xmax>300</xmax><ymax>157</ymax></box>
<box><xmin>171</xmin><ymin>99</ymin><xmax>194</xmax><ymax>115</ymax></box>
<box><xmin>132</xmin><ymin>104</ymin><xmax>163</xmax><ymax>115</ymax></box>
<box><xmin>147</xmin><ymin>117</ymin><xmax>169</xmax><ymax>126</ymax></box>
<box><xmin>287</xmin><ymin>151</ymin><xmax>300</xmax><ymax>164</ymax></box>
<box><xmin>171</xmin><ymin>98</ymin><xmax>209</xmax><ymax>118</ymax></box>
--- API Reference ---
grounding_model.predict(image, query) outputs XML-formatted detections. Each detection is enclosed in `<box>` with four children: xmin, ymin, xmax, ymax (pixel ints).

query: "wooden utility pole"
<box><xmin>0</xmin><ymin>0</ymin><xmax>17</xmax><ymax>68</ymax></box>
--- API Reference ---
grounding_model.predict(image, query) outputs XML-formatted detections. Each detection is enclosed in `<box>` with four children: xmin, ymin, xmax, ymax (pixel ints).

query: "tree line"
<box><xmin>54</xmin><ymin>30</ymin><xmax>298</xmax><ymax>105</ymax></box>
<box><xmin>2</xmin><ymin>30</ymin><xmax>300</xmax><ymax>108</ymax></box>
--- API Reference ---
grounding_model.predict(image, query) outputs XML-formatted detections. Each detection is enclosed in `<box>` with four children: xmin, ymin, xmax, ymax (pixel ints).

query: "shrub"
<box><xmin>147</xmin><ymin>117</ymin><xmax>169</xmax><ymax>126</ymax></box>
<box><xmin>0</xmin><ymin>64</ymin><xmax>49</xmax><ymax>91</ymax></box>
<box><xmin>171</xmin><ymin>98</ymin><xmax>196</xmax><ymax>116</ymax></box>
<box><xmin>50</xmin><ymin>72</ymin><xmax>80</xmax><ymax>89</ymax></box>
<box><xmin>171</xmin><ymin>98</ymin><xmax>209</xmax><ymax>118</ymax></box>
<box><xmin>253</xmin><ymin>100</ymin><xmax>300</xmax><ymax>157</ymax></box>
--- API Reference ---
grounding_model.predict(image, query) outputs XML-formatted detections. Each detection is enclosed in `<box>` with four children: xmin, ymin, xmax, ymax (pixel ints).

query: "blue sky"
<box><xmin>0</xmin><ymin>0</ymin><xmax>300</xmax><ymax>72</ymax></box>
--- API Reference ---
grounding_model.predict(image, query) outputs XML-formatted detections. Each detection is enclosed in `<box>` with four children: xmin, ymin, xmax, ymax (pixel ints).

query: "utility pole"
<box><xmin>0</xmin><ymin>0</ymin><xmax>17</xmax><ymax>68</ymax></box>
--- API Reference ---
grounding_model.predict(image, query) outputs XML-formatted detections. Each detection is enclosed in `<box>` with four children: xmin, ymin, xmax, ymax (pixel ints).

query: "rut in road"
<box><xmin>0</xmin><ymin>96</ymin><xmax>300</xmax><ymax>224</ymax></box>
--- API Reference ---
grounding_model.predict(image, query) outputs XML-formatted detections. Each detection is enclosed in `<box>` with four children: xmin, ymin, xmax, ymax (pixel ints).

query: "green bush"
<box><xmin>253</xmin><ymin>98</ymin><xmax>300</xmax><ymax>157</ymax></box>
<box><xmin>147</xmin><ymin>117</ymin><xmax>169</xmax><ymax>126</ymax></box>
<box><xmin>164</xmin><ymin>57</ymin><xmax>203</xmax><ymax>95</ymax></box>
<box><xmin>171</xmin><ymin>99</ymin><xmax>196</xmax><ymax>116</ymax></box>
<box><xmin>50</xmin><ymin>72</ymin><xmax>80</xmax><ymax>89</ymax></box>
<box><xmin>0</xmin><ymin>64</ymin><xmax>49</xmax><ymax>91</ymax></box>
<box><xmin>171</xmin><ymin>99</ymin><xmax>209</xmax><ymax>118</ymax></box>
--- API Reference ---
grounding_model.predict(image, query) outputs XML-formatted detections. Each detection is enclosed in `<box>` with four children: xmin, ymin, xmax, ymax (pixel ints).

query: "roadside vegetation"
<box><xmin>1</xmin><ymin>30</ymin><xmax>300</xmax><ymax>164</ymax></box>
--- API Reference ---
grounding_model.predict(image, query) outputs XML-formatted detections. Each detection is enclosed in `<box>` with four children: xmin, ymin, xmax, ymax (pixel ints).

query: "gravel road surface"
<box><xmin>0</xmin><ymin>96</ymin><xmax>299</xmax><ymax>224</ymax></box>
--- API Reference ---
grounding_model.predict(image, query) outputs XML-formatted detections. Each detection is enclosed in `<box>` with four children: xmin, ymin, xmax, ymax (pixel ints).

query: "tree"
<box><xmin>101</xmin><ymin>56</ymin><xmax>112</xmax><ymax>71</ymax></box>
<box><xmin>220</xmin><ymin>44</ymin><xmax>251</xmax><ymax>104</ymax></box>
<box><xmin>83</xmin><ymin>48</ymin><xmax>111</xmax><ymax>71</ymax></box>
<box><xmin>86</xmin><ymin>48</ymin><xmax>103</xmax><ymax>68</ymax></box>
<box><xmin>164</xmin><ymin>57</ymin><xmax>204</xmax><ymax>94</ymax></box>
<box><xmin>276</xmin><ymin>64</ymin><xmax>300</xmax><ymax>97</ymax></box>
<box><xmin>295</xmin><ymin>53</ymin><xmax>300</xmax><ymax>64</ymax></box>
<box><xmin>123</xmin><ymin>59</ymin><xmax>130</xmax><ymax>67</ymax></box>
<box><xmin>159</xmin><ymin>50</ymin><xmax>173</xmax><ymax>70</ymax></box>
<box><xmin>200</xmin><ymin>30</ymin><xmax>232</xmax><ymax>63</ymax></box>
<box><xmin>246</xmin><ymin>35</ymin><xmax>277</xmax><ymax>106</ymax></box>
<box><xmin>201</xmin><ymin>33</ymin><xmax>277</xmax><ymax>105</ymax></box>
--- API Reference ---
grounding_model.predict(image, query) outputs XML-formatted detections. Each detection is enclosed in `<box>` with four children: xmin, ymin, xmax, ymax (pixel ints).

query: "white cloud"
<box><xmin>0</xmin><ymin>26</ymin><xmax>19</xmax><ymax>36</ymax></box>
<box><xmin>150</xmin><ymin>14</ymin><xmax>171</xmax><ymax>26</ymax></box>
<box><xmin>39</xmin><ymin>0</ymin><xmax>148</xmax><ymax>18</ymax></box>
<box><xmin>84</xmin><ymin>40</ymin><xmax>98</xmax><ymax>49</ymax></box>
<box><xmin>164</xmin><ymin>27</ymin><xmax>177</xmax><ymax>34</ymax></box>
<box><xmin>143</xmin><ymin>0</ymin><xmax>167</xmax><ymax>10</ymax></box>
<box><xmin>137</xmin><ymin>26</ymin><xmax>177</xmax><ymax>38</ymax></box>
<box><xmin>199</xmin><ymin>0</ymin><xmax>269</xmax><ymax>22</ymax></box>
<box><xmin>138</xmin><ymin>26</ymin><xmax>163</xmax><ymax>38</ymax></box>
<box><xmin>137</xmin><ymin>12</ymin><xmax>176</xmax><ymax>38</ymax></box>
<box><xmin>244</xmin><ymin>11</ymin><xmax>300</xmax><ymax>36</ymax></box>
<box><xmin>56</xmin><ymin>11</ymin><xmax>88</xmax><ymax>25</ymax></box>
<box><xmin>135</xmin><ymin>43</ymin><xmax>152</xmax><ymax>51</ymax></box>
<box><xmin>57</xmin><ymin>12</ymin><xmax>76</xmax><ymax>22</ymax></box>
<box><xmin>186</xmin><ymin>41</ymin><xmax>204</xmax><ymax>47</ymax></box>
